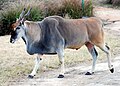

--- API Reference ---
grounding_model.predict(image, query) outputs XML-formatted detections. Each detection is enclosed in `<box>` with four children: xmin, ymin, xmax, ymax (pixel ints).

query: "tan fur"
<box><xmin>47</xmin><ymin>16</ymin><xmax>104</xmax><ymax>49</ymax></box>
<box><xmin>11</xmin><ymin>21</ymin><xmax>19</xmax><ymax>31</ymax></box>
<box><xmin>10</xmin><ymin>16</ymin><xmax>113</xmax><ymax>77</ymax></box>
<box><xmin>11</xmin><ymin>16</ymin><xmax>104</xmax><ymax>49</ymax></box>
<box><xmin>24</xmin><ymin>21</ymin><xmax>41</xmax><ymax>42</ymax></box>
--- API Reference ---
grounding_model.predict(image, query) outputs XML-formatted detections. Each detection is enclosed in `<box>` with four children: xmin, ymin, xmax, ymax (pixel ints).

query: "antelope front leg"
<box><xmin>58</xmin><ymin>57</ymin><xmax>65</xmax><ymax>78</ymax></box>
<box><xmin>28</xmin><ymin>54</ymin><xmax>42</xmax><ymax>78</ymax></box>
<box><xmin>57</xmin><ymin>49</ymin><xmax>65</xmax><ymax>78</ymax></box>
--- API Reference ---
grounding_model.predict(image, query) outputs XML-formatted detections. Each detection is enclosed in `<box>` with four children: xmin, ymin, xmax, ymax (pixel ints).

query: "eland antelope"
<box><xmin>10</xmin><ymin>8</ymin><xmax>114</xmax><ymax>78</ymax></box>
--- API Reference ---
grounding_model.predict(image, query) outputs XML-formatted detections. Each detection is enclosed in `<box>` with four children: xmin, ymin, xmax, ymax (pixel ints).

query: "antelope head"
<box><xmin>10</xmin><ymin>8</ymin><xmax>32</xmax><ymax>43</ymax></box>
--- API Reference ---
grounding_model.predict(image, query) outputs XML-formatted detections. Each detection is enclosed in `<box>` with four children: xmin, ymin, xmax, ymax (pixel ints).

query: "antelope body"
<box><xmin>10</xmin><ymin>8</ymin><xmax>114</xmax><ymax>78</ymax></box>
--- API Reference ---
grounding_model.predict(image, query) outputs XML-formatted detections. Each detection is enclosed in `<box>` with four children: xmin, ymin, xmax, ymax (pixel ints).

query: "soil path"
<box><xmin>9</xmin><ymin>56</ymin><xmax>120</xmax><ymax>86</ymax></box>
<box><xmin>8</xmin><ymin>7</ymin><xmax>120</xmax><ymax>86</ymax></box>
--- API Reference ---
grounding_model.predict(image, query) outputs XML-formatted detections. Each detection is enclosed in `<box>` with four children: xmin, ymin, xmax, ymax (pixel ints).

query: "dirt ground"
<box><xmin>9</xmin><ymin>56</ymin><xmax>120</xmax><ymax>86</ymax></box>
<box><xmin>6</xmin><ymin>6</ymin><xmax>120</xmax><ymax>86</ymax></box>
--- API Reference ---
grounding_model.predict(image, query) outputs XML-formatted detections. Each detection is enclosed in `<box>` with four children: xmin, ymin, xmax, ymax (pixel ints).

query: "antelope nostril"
<box><xmin>16</xmin><ymin>27</ymin><xmax>20</xmax><ymax>29</ymax></box>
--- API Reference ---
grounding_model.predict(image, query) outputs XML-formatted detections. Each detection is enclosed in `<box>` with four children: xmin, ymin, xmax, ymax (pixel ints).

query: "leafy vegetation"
<box><xmin>45</xmin><ymin>0</ymin><xmax>93</xmax><ymax>19</ymax></box>
<box><xmin>0</xmin><ymin>0</ymin><xmax>93</xmax><ymax>36</ymax></box>
<box><xmin>107</xmin><ymin>0</ymin><xmax>120</xmax><ymax>5</ymax></box>
<box><xmin>0</xmin><ymin>6</ymin><xmax>44</xmax><ymax>36</ymax></box>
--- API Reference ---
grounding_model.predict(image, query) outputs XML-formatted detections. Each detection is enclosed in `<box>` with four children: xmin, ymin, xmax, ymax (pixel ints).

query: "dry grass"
<box><xmin>0</xmin><ymin>31</ymin><xmax>120</xmax><ymax>86</ymax></box>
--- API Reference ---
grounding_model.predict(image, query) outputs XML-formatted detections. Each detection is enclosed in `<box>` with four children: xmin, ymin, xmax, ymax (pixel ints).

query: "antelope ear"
<box><xmin>24</xmin><ymin>21</ymin><xmax>30</xmax><ymax>28</ymax></box>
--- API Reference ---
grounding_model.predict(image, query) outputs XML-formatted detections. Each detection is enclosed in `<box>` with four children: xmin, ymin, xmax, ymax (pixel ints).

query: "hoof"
<box><xmin>28</xmin><ymin>75</ymin><xmax>34</xmax><ymax>79</ymax></box>
<box><xmin>58</xmin><ymin>74</ymin><xmax>64</xmax><ymax>78</ymax></box>
<box><xmin>110</xmin><ymin>68</ymin><xmax>114</xmax><ymax>73</ymax></box>
<box><xmin>85</xmin><ymin>72</ymin><xmax>92</xmax><ymax>75</ymax></box>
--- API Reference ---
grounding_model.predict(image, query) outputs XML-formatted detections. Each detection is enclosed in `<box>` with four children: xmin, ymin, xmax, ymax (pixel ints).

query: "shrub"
<box><xmin>0</xmin><ymin>0</ymin><xmax>93</xmax><ymax>36</ymax></box>
<box><xmin>0</xmin><ymin>0</ymin><xmax>9</xmax><ymax>10</ymax></box>
<box><xmin>107</xmin><ymin>0</ymin><xmax>120</xmax><ymax>5</ymax></box>
<box><xmin>25</xmin><ymin>7</ymin><xmax>44</xmax><ymax>21</ymax></box>
<box><xmin>0</xmin><ymin>8</ymin><xmax>20</xmax><ymax>36</ymax></box>
<box><xmin>45</xmin><ymin>0</ymin><xmax>93</xmax><ymax>19</ymax></box>
<box><xmin>0</xmin><ymin>6</ymin><xmax>44</xmax><ymax>36</ymax></box>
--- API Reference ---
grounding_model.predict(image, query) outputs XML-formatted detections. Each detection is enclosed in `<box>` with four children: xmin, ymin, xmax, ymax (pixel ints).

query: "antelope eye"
<box><xmin>19</xmin><ymin>22</ymin><xmax>22</xmax><ymax>26</ymax></box>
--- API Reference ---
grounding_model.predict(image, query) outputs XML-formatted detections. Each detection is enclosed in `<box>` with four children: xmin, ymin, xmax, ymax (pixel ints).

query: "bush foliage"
<box><xmin>0</xmin><ymin>0</ymin><xmax>93</xmax><ymax>36</ymax></box>
<box><xmin>45</xmin><ymin>0</ymin><xmax>93</xmax><ymax>18</ymax></box>
<box><xmin>0</xmin><ymin>7</ymin><xmax>44</xmax><ymax>35</ymax></box>
<box><xmin>107</xmin><ymin>0</ymin><xmax>120</xmax><ymax>5</ymax></box>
